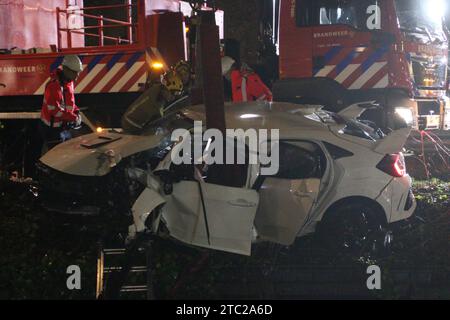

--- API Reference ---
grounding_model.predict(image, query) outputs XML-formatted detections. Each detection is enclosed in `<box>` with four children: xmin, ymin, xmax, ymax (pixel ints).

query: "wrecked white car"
<box><xmin>37</xmin><ymin>101</ymin><xmax>416</xmax><ymax>256</ymax></box>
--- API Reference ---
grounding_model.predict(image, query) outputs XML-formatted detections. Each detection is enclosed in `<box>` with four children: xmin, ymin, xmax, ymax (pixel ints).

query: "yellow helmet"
<box><xmin>174</xmin><ymin>61</ymin><xmax>191</xmax><ymax>86</ymax></box>
<box><xmin>163</xmin><ymin>70</ymin><xmax>183</xmax><ymax>94</ymax></box>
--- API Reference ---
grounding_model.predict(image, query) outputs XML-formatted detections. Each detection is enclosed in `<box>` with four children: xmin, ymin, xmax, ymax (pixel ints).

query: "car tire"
<box><xmin>316</xmin><ymin>203</ymin><xmax>390</xmax><ymax>258</ymax></box>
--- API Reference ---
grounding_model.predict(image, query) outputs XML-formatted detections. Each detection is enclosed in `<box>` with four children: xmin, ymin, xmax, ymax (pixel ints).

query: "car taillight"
<box><xmin>376</xmin><ymin>153</ymin><xmax>406</xmax><ymax>177</ymax></box>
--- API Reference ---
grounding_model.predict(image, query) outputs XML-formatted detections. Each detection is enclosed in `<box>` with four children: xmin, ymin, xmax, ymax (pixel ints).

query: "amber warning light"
<box><xmin>151</xmin><ymin>62</ymin><xmax>164</xmax><ymax>70</ymax></box>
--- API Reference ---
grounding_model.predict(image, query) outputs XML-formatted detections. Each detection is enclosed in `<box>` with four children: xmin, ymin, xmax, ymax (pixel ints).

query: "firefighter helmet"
<box><xmin>62</xmin><ymin>55</ymin><xmax>83</xmax><ymax>73</ymax></box>
<box><xmin>174</xmin><ymin>61</ymin><xmax>191</xmax><ymax>86</ymax></box>
<box><xmin>163</xmin><ymin>70</ymin><xmax>183</xmax><ymax>94</ymax></box>
<box><xmin>221</xmin><ymin>56</ymin><xmax>235</xmax><ymax>76</ymax></box>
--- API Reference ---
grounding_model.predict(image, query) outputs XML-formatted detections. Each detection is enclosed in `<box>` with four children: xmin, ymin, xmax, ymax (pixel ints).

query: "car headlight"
<box><xmin>395</xmin><ymin>107</ymin><xmax>414</xmax><ymax>126</ymax></box>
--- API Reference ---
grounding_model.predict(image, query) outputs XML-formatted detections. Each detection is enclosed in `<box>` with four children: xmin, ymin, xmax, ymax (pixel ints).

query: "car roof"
<box><xmin>181</xmin><ymin>101</ymin><xmax>331</xmax><ymax>134</ymax></box>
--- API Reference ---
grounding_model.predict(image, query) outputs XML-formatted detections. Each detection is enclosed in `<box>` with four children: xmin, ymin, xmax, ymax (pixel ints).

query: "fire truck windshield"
<box><xmin>296</xmin><ymin>0</ymin><xmax>382</xmax><ymax>30</ymax></box>
<box><xmin>395</xmin><ymin>0</ymin><xmax>446</xmax><ymax>42</ymax></box>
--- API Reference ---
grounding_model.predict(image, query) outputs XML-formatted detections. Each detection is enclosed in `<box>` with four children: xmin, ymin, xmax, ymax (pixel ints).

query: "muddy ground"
<box><xmin>0</xmin><ymin>178</ymin><xmax>448</xmax><ymax>300</ymax></box>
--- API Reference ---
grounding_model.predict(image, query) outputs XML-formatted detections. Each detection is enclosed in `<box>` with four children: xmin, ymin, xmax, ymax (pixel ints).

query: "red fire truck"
<box><xmin>273</xmin><ymin>0</ymin><xmax>449</xmax><ymax>131</ymax></box>
<box><xmin>0</xmin><ymin>0</ymin><xmax>192</xmax><ymax>125</ymax></box>
<box><xmin>0</xmin><ymin>0</ymin><xmax>226</xmax><ymax>177</ymax></box>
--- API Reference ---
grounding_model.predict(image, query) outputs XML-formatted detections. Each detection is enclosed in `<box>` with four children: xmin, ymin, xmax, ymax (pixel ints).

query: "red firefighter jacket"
<box><xmin>231</xmin><ymin>69</ymin><xmax>273</xmax><ymax>103</ymax></box>
<box><xmin>40</xmin><ymin>68</ymin><xmax>79</xmax><ymax>128</ymax></box>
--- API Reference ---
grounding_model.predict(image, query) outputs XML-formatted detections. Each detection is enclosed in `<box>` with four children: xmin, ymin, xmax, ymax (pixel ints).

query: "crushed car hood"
<box><xmin>40</xmin><ymin>132</ymin><xmax>163</xmax><ymax>176</ymax></box>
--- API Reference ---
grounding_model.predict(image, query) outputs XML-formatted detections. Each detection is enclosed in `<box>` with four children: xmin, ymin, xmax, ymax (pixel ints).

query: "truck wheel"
<box><xmin>317</xmin><ymin>203</ymin><xmax>389</xmax><ymax>258</ymax></box>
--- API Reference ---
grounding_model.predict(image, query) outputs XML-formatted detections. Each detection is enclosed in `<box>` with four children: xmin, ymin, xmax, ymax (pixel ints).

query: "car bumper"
<box><xmin>376</xmin><ymin>175</ymin><xmax>417</xmax><ymax>224</ymax></box>
<box><xmin>36</xmin><ymin>161</ymin><xmax>124</xmax><ymax>216</ymax></box>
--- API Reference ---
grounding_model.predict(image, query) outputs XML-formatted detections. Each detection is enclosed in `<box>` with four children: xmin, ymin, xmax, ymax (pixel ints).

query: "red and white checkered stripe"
<box><xmin>34</xmin><ymin>47</ymin><xmax>165</xmax><ymax>95</ymax></box>
<box><xmin>314</xmin><ymin>47</ymin><xmax>389</xmax><ymax>90</ymax></box>
<box><xmin>315</xmin><ymin>61</ymin><xmax>388</xmax><ymax>90</ymax></box>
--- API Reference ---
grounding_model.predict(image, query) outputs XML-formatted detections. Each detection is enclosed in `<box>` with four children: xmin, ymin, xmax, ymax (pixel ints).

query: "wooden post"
<box><xmin>195</xmin><ymin>9</ymin><xmax>240</xmax><ymax>187</ymax></box>
<box><xmin>197</xmin><ymin>11</ymin><xmax>226</xmax><ymax>133</ymax></box>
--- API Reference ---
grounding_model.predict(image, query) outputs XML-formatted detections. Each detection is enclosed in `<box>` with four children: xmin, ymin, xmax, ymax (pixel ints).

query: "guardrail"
<box><xmin>56</xmin><ymin>0</ymin><xmax>137</xmax><ymax>49</ymax></box>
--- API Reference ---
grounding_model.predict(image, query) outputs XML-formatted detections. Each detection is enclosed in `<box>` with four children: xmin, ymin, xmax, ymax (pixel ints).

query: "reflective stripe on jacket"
<box><xmin>40</xmin><ymin>68</ymin><xmax>79</xmax><ymax>128</ymax></box>
<box><xmin>231</xmin><ymin>70</ymin><xmax>273</xmax><ymax>103</ymax></box>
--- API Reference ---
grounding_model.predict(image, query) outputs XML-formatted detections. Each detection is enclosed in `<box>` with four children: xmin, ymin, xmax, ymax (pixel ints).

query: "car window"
<box><xmin>314</xmin><ymin>110</ymin><xmax>338</xmax><ymax>124</ymax></box>
<box><xmin>345</xmin><ymin>119</ymin><xmax>385</xmax><ymax>140</ymax></box>
<box><xmin>204</xmin><ymin>138</ymin><xmax>250</xmax><ymax>188</ymax></box>
<box><xmin>311</xmin><ymin>109</ymin><xmax>383</xmax><ymax>141</ymax></box>
<box><xmin>140</xmin><ymin>112</ymin><xmax>195</xmax><ymax>168</ymax></box>
<box><xmin>322</xmin><ymin>141</ymin><xmax>354</xmax><ymax>159</ymax></box>
<box><xmin>143</xmin><ymin>111</ymin><xmax>194</xmax><ymax>136</ymax></box>
<box><xmin>275</xmin><ymin>141</ymin><xmax>326</xmax><ymax>179</ymax></box>
<box><xmin>171</xmin><ymin>136</ymin><xmax>250</xmax><ymax>188</ymax></box>
<box><xmin>331</xmin><ymin>113</ymin><xmax>383</xmax><ymax>141</ymax></box>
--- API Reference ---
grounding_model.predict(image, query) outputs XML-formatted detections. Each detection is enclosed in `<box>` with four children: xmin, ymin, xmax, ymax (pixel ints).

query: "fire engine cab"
<box><xmin>273</xmin><ymin>0</ymin><xmax>449</xmax><ymax>131</ymax></box>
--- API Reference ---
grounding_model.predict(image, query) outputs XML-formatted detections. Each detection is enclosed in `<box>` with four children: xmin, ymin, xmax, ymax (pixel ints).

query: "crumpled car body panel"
<box><xmin>40</xmin><ymin>132</ymin><xmax>163</xmax><ymax>176</ymax></box>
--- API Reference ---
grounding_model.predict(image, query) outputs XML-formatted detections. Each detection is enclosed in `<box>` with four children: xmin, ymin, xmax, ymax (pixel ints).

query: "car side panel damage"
<box><xmin>161</xmin><ymin>181</ymin><xmax>259</xmax><ymax>256</ymax></box>
<box><xmin>40</xmin><ymin>132</ymin><xmax>164</xmax><ymax>177</ymax></box>
<box><xmin>255</xmin><ymin>178</ymin><xmax>321</xmax><ymax>245</ymax></box>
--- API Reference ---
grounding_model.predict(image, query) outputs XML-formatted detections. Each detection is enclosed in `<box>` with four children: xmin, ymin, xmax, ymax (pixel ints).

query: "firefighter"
<box><xmin>121</xmin><ymin>61</ymin><xmax>190</xmax><ymax>135</ymax></box>
<box><xmin>222</xmin><ymin>56</ymin><xmax>272</xmax><ymax>103</ymax></box>
<box><xmin>40</xmin><ymin>54</ymin><xmax>83</xmax><ymax>152</ymax></box>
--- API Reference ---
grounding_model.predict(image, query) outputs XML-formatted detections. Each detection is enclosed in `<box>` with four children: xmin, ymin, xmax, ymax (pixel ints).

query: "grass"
<box><xmin>372</xmin><ymin>179</ymin><xmax>450</xmax><ymax>299</ymax></box>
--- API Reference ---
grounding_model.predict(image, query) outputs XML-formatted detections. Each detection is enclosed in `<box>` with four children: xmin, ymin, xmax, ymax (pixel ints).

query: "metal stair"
<box><xmin>96</xmin><ymin>238</ymin><xmax>155</xmax><ymax>300</ymax></box>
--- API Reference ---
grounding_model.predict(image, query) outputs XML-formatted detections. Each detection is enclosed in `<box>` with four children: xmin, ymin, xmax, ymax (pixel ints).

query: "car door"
<box><xmin>160</xmin><ymin>137</ymin><xmax>259</xmax><ymax>256</ymax></box>
<box><xmin>254</xmin><ymin>140</ymin><xmax>327</xmax><ymax>246</ymax></box>
<box><xmin>161</xmin><ymin>180</ymin><xmax>259</xmax><ymax>256</ymax></box>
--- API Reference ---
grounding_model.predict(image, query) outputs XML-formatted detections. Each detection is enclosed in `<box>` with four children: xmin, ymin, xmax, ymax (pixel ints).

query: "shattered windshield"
<box><xmin>142</xmin><ymin>111</ymin><xmax>195</xmax><ymax>159</ymax></box>
<box><xmin>143</xmin><ymin>111</ymin><xmax>194</xmax><ymax>137</ymax></box>
<box><xmin>330</xmin><ymin>112</ymin><xmax>384</xmax><ymax>141</ymax></box>
<box><xmin>395</xmin><ymin>0</ymin><xmax>447</xmax><ymax>42</ymax></box>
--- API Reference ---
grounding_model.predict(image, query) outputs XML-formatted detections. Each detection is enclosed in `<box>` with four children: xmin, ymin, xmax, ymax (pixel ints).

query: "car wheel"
<box><xmin>317</xmin><ymin>203</ymin><xmax>390</xmax><ymax>258</ymax></box>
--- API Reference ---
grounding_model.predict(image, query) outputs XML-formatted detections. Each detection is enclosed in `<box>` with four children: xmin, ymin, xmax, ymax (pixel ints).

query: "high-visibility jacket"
<box><xmin>40</xmin><ymin>69</ymin><xmax>79</xmax><ymax>128</ymax></box>
<box><xmin>231</xmin><ymin>69</ymin><xmax>273</xmax><ymax>103</ymax></box>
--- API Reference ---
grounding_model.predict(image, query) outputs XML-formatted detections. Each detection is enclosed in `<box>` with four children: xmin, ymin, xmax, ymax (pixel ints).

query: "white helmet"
<box><xmin>62</xmin><ymin>55</ymin><xmax>83</xmax><ymax>73</ymax></box>
<box><xmin>221</xmin><ymin>56</ymin><xmax>235</xmax><ymax>76</ymax></box>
